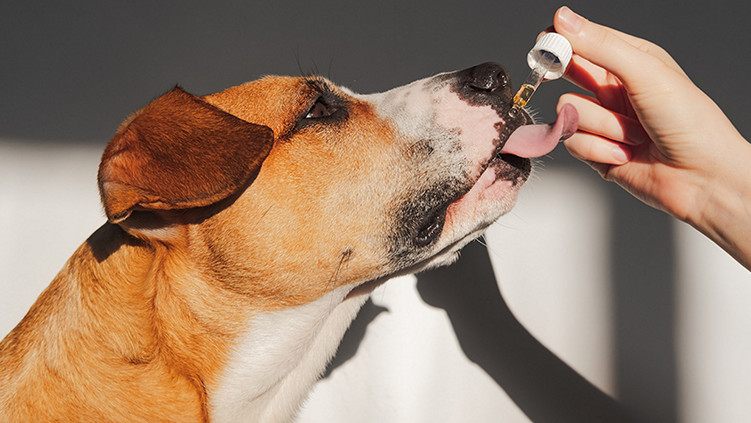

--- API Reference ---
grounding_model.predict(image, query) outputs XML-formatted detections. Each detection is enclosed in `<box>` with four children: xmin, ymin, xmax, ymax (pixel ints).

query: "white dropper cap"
<box><xmin>526</xmin><ymin>32</ymin><xmax>573</xmax><ymax>80</ymax></box>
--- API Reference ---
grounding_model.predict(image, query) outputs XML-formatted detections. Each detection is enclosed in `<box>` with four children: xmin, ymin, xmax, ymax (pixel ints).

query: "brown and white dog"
<box><xmin>0</xmin><ymin>62</ymin><xmax>577</xmax><ymax>422</ymax></box>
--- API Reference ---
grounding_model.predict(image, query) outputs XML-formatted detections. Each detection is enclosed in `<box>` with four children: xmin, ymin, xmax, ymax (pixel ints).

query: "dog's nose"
<box><xmin>465</xmin><ymin>62</ymin><xmax>510</xmax><ymax>93</ymax></box>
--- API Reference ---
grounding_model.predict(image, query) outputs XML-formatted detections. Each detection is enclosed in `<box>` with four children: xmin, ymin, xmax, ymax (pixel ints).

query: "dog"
<box><xmin>0</xmin><ymin>62</ymin><xmax>577</xmax><ymax>422</ymax></box>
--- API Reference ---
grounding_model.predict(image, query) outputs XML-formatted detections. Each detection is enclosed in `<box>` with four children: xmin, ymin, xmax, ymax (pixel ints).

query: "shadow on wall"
<box><xmin>322</xmin><ymin>299</ymin><xmax>388</xmax><ymax>380</ymax></box>
<box><xmin>415</xmin><ymin>240</ymin><xmax>634</xmax><ymax>422</ymax></box>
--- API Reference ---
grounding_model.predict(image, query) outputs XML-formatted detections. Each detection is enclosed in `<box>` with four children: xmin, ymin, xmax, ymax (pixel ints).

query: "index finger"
<box><xmin>564</xmin><ymin>54</ymin><xmax>613</xmax><ymax>95</ymax></box>
<box><xmin>553</xmin><ymin>7</ymin><xmax>686</xmax><ymax>94</ymax></box>
<box><xmin>597</xmin><ymin>26</ymin><xmax>687</xmax><ymax>78</ymax></box>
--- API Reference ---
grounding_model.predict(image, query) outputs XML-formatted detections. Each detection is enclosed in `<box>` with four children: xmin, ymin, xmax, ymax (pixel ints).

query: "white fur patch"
<box><xmin>361</xmin><ymin>76</ymin><xmax>502</xmax><ymax>176</ymax></box>
<box><xmin>210</xmin><ymin>285</ymin><xmax>369</xmax><ymax>422</ymax></box>
<box><xmin>432</xmin><ymin>90</ymin><xmax>502</xmax><ymax>176</ymax></box>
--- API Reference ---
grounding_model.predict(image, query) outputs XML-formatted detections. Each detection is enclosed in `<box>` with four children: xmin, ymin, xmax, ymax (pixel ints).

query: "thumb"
<box><xmin>553</xmin><ymin>7</ymin><xmax>675</xmax><ymax>93</ymax></box>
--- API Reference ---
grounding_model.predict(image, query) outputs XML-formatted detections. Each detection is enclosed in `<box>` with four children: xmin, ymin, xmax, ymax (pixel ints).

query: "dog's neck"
<box><xmin>5</xmin><ymin>223</ymin><xmax>368</xmax><ymax>422</ymax></box>
<box><xmin>1</xmin><ymin>224</ymin><xmax>210</xmax><ymax>420</ymax></box>
<box><xmin>209</xmin><ymin>283</ymin><xmax>368</xmax><ymax>422</ymax></box>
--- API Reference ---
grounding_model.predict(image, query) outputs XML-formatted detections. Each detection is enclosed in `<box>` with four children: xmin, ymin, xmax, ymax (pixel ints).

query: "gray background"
<box><xmin>2</xmin><ymin>0</ymin><xmax>748</xmax><ymax>143</ymax></box>
<box><xmin>2</xmin><ymin>1</ymin><xmax>750</xmax><ymax>422</ymax></box>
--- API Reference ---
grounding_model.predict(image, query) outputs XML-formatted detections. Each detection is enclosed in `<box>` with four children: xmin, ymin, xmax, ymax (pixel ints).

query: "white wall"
<box><xmin>1</xmin><ymin>140</ymin><xmax>749</xmax><ymax>421</ymax></box>
<box><xmin>0</xmin><ymin>141</ymin><xmax>104</xmax><ymax>335</ymax></box>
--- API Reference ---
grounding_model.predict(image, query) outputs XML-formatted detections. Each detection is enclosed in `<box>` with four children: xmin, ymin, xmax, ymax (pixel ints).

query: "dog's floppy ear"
<box><xmin>98</xmin><ymin>87</ymin><xmax>273</xmax><ymax>224</ymax></box>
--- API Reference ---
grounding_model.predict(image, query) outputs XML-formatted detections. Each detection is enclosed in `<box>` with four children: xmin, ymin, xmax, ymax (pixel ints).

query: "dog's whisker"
<box><xmin>476</xmin><ymin>235</ymin><xmax>506</xmax><ymax>265</ymax></box>
<box><xmin>328</xmin><ymin>248</ymin><xmax>352</xmax><ymax>290</ymax></box>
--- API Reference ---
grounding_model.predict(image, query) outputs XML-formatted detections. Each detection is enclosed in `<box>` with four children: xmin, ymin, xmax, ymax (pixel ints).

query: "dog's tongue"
<box><xmin>500</xmin><ymin>103</ymin><xmax>579</xmax><ymax>158</ymax></box>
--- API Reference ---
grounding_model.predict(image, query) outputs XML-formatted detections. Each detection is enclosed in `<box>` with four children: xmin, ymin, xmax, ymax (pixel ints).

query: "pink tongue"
<box><xmin>500</xmin><ymin>103</ymin><xmax>579</xmax><ymax>158</ymax></box>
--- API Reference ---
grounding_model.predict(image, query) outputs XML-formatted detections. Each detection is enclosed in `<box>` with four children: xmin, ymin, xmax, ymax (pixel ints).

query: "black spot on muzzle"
<box><xmin>443</xmin><ymin>62</ymin><xmax>531</xmax><ymax>136</ymax></box>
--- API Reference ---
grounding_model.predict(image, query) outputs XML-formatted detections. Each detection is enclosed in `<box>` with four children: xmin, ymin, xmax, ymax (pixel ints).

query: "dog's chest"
<box><xmin>209</xmin><ymin>285</ymin><xmax>368</xmax><ymax>422</ymax></box>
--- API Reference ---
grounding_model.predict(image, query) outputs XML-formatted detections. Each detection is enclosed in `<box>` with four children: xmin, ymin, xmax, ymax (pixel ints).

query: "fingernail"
<box><xmin>558</xmin><ymin>6</ymin><xmax>584</xmax><ymax>33</ymax></box>
<box><xmin>611</xmin><ymin>145</ymin><xmax>630</xmax><ymax>164</ymax></box>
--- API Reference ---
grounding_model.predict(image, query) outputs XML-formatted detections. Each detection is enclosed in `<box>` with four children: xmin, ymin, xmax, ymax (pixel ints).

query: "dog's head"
<box><xmin>98</xmin><ymin>63</ymin><xmax>576</xmax><ymax>304</ymax></box>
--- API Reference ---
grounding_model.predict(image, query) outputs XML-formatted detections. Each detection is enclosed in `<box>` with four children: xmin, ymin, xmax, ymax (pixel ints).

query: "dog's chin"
<box><xmin>394</xmin><ymin>132</ymin><xmax>531</xmax><ymax>277</ymax></box>
<box><xmin>445</xmin><ymin>145</ymin><xmax>529</xmax><ymax>222</ymax></box>
<box><xmin>404</xmin><ymin>155</ymin><xmax>528</xmax><ymax>276</ymax></box>
<box><xmin>391</xmin><ymin>225</ymin><xmax>486</xmax><ymax>280</ymax></box>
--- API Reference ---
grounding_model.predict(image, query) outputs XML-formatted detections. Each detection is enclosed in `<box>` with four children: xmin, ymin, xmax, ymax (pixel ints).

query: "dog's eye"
<box><xmin>305</xmin><ymin>98</ymin><xmax>337</xmax><ymax>119</ymax></box>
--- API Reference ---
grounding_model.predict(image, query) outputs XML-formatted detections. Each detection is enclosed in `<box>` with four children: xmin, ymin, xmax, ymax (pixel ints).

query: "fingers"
<box><xmin>558</xmin><ymin>93</ymin><xmax>651</xmax><ymax>146</ymax></box>
<box><xmin>558</xmin><ymin>94</ymin><xmax>645</xmax><ymax>168</ymax></box>
<box><xmin>593</xmin><ymin>24</ymin><xmax>686</xmax><ymax>78</ymax></box>
<box><xmin>563</xmin><ymin>54</ymin><xmax>611</xmax><ymax>95</ymax></box>
<box><xmin>554</xmin><ymin>7</ymin><xmax>684</xmax><ymax>93</ymax></box>
<box><xmin>544</xmin><ymin>7</ymin><xmax>685</xmax><ymax>78</ymax></box>
<box><xmin>563</xmin><ymin>131</ymin><xmax>632</xmax><ymax>168</ymax></box>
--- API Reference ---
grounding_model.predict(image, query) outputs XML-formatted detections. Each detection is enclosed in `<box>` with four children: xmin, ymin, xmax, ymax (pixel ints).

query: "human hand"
<box><xmin>553</xmin><ymin>6</ymin><xmax>751</xmax><ymax>269</ymax></box>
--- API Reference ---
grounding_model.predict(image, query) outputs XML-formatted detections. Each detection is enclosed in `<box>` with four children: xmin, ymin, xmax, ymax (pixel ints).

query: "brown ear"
<box><xmin>98</xmin><ymin>87</ymin><xmax>273</xmax><ymax>223</ymax></box>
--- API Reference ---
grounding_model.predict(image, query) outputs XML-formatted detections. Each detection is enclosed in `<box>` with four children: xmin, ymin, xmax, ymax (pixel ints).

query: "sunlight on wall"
<box><xmin>485</xmin><ymin>168</ymin><xmax>616</xmax><ymax>396</ymax></box>
<box><xmin>301</xmin><ymin>274</ymin><xmax>532</xmax><ymax>423</ymax></box>
<box><xmin>0</xmin><ymin>140</ymin><xmax>105</xmax><ymax>338</ymax></box>
<box><xmin>675</xmin><ymin>221</ymin><xmax>751</xmax><ymax>423</ymax></box>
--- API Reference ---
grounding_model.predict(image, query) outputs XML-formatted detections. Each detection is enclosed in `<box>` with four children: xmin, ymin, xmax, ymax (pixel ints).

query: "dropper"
<box><xmin>509</xmin><ymin>32</ymin><xmax>572</xmax><ymax>115</ymax></box>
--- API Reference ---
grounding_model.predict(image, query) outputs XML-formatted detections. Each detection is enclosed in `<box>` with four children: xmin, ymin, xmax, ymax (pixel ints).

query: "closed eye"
<box><xmin>305</xmin><ymin>97</ymin><xmax>338</xmax><ymax>119</ymax></box>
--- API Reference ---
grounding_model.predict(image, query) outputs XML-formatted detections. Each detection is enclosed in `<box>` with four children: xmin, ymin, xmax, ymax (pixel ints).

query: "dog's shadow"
<box><xmin>326</xmin><ymin>240</ymin><xmax>634</xmax><ymax>422</ymax></box>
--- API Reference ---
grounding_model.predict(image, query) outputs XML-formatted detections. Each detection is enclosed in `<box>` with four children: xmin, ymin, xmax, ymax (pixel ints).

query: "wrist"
<box><xmin>688</xmin><ymin>134</ymin><xmax>751</xmax><ymax>269</ymax></box>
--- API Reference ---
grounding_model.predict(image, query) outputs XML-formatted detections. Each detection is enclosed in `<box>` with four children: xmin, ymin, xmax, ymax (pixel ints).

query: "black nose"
<box><xmin>466</xmin><ymin>62</ymin><xmax>510</xmax><ymax>93</ymax></box>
